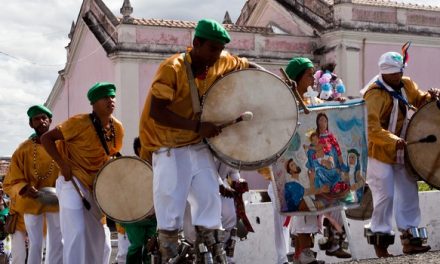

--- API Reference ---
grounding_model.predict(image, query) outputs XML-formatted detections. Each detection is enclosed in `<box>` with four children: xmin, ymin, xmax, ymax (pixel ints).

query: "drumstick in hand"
<box><xmin>407</xmin><ymin>134</ymin><xmax>437</xmax><ymax>145</ymax></box>
<box><xmin>71</xmin><ymin>178</ymin><xmax>91</xmax><ymax>210</ymax></box>
<box><xmin>219</xmin><ymin>111</ymin><xmax>253</xmax><ymax>129</ymax></box>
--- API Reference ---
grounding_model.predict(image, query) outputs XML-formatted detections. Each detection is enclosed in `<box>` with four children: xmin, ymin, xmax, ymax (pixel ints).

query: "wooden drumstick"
<box><xmin>407</xmin><ymin>134</ymin><xmax>437</xmax><ymax>145</ymax></box>
<box><xmin>280</xmin><ymin>68</ymin><xmax>311</xmax><ymax>114</ymax></box>
<box><xmin>219</xmin><ymin>111</ymin><xmax>253</xmax><ymax>129</ymax></box>
<box><xmin>71</xmin><ymin>178</ymin><xmax>91</xmax><ymax>210</ymax></box>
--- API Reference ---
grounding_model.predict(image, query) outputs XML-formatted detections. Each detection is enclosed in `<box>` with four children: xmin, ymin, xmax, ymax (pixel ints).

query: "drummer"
<box><xmin>4</xmin><ymin>105</ymin><xmax>63</xmax><ymax>264</ymax></box>
<box><xmin>41</xmin><ymin>82</ymin><xmax>124</xmax><ymax>264</ymax></box>
<box><xmin>361</xmin><ymin>50</ymin><xmax>439</xmax><ymax>257</ymax></box>
<box><xmin>138</xmin><ymin>18</ymin><xmax>262</xmax><ymax>263</ymax></box>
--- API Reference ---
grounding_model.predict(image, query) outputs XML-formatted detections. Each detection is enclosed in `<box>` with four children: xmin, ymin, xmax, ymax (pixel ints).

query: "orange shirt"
<box><xmin>139</xmin><ymin>50</ymin><xmax>248</xmax><ymax>157</ymax></box>
<box><xmin>363</xmin><ymin>77</ymin><xmax>431</xmax><ymax>164</ymax></box>
<box><xmin>4</xmin><ymin>138</ymin><xmax>59</xmax><ymax>215</ymax></box>
<box><xmin>57</xmin><ymin>114</ymin><xmax>124</xmax><ymax>190</ymax></box>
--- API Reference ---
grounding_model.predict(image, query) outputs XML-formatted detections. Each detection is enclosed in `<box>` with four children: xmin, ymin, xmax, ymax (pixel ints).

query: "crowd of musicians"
<box><xmin>2</xmin><ymin>18</ymin><xmax>440</xmax><ymax>264</ymax></box>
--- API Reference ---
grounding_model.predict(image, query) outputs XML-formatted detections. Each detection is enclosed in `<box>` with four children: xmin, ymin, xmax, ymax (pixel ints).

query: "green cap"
<box><xmin>285</xmin><ymin>57</ymin><xmax>314</xmax><ymax>80</ymax></box>
<box><xmin>195</xmin><ymin>19</ymin><xmax>231</xmax><ymax>44</ymax></box>
<box><xmin>87</xmin><ymin>82</ymin><xmax>116</xmax><ymax>104</ymax></box>
<box><xmin>27</xmin><ymin>105</ymin><xmax>52</xmax><ymax>119</ymax></box>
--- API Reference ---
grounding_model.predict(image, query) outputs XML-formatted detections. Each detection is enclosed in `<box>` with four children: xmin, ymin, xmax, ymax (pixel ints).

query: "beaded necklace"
<box><xmin>91</xmin><ymin>112</ymin><xmax>116</xmax><ymax>148</ymax></box>
<box><xmin>102</xmin><ymin>118</ymin><xmax>116</xmax><ymax>144</ymax></box>
<box><xmin>32</xmin><ymin>137</ymin><xmax>55</xmax><ymax>181</ymax></box>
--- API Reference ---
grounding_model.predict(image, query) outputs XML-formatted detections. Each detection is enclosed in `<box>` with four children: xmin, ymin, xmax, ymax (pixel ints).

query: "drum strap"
<box><xmin>89</xmin><ymin>113</ymin><xmax>121</xmax><ymax>157</ymax></box>
<box><xmin>183</xmin><ymin>54</ymin><xmax>202</xmax><ymax>117</ymax></box>
<box><xmin>374</xmin><ymin>80</ymin><xmax>416</xmax><ymax>111</ymax></box>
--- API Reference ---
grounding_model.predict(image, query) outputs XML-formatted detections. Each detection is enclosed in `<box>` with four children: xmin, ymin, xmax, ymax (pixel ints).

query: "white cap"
<box><xmin>378</xmin><ymin>52</ymin><xmax>404</xmax><ymax>74</ymax></box>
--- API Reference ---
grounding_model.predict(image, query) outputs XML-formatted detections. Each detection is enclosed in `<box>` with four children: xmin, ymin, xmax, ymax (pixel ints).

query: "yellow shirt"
<box><xmin>57</xmin><ymin>114</ymin><xmax>124</xmax><ymax>190</ymax></box>
<box><xmin>4</xmin><ymin>138</ymin><xmax>59</xmax><ymax>215</ymax></box>
<box><xmin>363</xmin><ymin>77</ymin><xmax>431</xmax><ymax>164</ymax></box>
<box><xmin>139</xmin><ymin>50</ymin><xmax>248</xmax><ymax>157</ymax></box>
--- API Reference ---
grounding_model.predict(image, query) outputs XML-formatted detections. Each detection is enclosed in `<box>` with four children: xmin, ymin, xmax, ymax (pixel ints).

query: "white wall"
<box><xmin>235</xmin><ymin>191</ymin><xmax>440</xmax><ymax>263</ymax></box>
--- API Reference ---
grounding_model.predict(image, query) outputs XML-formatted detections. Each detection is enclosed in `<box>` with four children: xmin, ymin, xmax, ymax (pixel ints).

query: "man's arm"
<box><xmin>150</xmin><ymin>95</ymin><xmax>221</xmax><ymax>138</ymax></box>
<box><xmin>3</xmin><ymin>151</ymin><xmax>34</xmax><ymax>198</ymax></box>
<box><xmin>41</xmin><ymin>128</ymin><xmax>72</xmax><ymax>181</ymax></box>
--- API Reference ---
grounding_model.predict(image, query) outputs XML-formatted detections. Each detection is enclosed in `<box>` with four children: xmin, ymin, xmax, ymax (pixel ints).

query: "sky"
<box><xmin>0</xmin><ymin>0</ymin><xmax>438</xmax><ymax>157</ymax></box>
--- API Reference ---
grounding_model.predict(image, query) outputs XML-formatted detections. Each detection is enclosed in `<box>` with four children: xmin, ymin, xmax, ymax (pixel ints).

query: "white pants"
<box><xmin>103</xmin><ymin>224</ymin><xmax>111</xmax><ymax>264</ymax></box>
<box><xmin>183</xmin><ymin>195</ymin><xmax>236</xmax><ymax>244</ymax></box>
<box><xmin>56</xmin><ymin>176</ymin><xmax>109</xmax><ymax>264</ymax></box>
<box><xmin>221</xmin><ymin>197</ymin><xmax>236</xmax><ymax>235</ymax></box>
<box><xmin>291</xmin><ymin>215</ymin><xmax>319</xmax><ymax>235</ymax></box>
<box><xmin>24</xmin><ymin>212</ymin><xmax>63</xmax><ymax>264</ymax></box>
<box><xmin>11</xmin><ymin>231</ymin><xmax>26</xmax><ymax>264</ymax></box>
<box><xmin>153</xmin><ymin>143</ymin><xmax>222</xmax><ymax>230</ymax></box>
<box><xmin>268</xmin><ymin>182</ymin><xmax>290</xmax><ymax>264</ymax></box>
<box><xmin>367</xmin><ymin>157</ymin><xmax>421</xmax><ymax>233</ymax></box>
<box><xmin>115</xmin><ymin>232</ymin><xmax>130</xmax><ymax>264</ymax></box>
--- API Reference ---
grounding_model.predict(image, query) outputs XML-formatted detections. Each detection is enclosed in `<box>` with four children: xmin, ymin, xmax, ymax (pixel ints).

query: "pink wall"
<box><xmin>364</xmin><ymin>43</ymin><xmax>440</xmax><ymax>90</ymax></box>
<box><xmin>50</xmin><ymin>82</ymin><xmax>69</xmax><ymax>128</ymax></box>
<box><xmin>137</xmin><ymin>27</ymin><xmax>192</xmax><ymax>47</ymax></box>
<box><xmin>252</xmin><ymin>2</ymin><xmax>308</xmax><ymax>35</ymax></box>
<box><xmin>138</xmin><ymin>62</ymin><xmax>160</xmax><ymax>113</ymax></box>
<box><xmin>62</xmin><ymin>29</ymin><xmax>115</xmax><ymax>118</ymax></box>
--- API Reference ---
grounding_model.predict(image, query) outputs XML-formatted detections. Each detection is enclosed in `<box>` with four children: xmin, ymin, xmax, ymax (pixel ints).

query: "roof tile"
<box><xmin>123</xmin><ymin>18</ymin><xmax>273</xmax><ymax>34</ymax></box>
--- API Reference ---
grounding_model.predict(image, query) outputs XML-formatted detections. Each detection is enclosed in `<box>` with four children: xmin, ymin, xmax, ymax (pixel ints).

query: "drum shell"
<box><xmin>405</xmin><ymin>101</ymin><xmax>440</xmax><ymax>189</ymax></box>
<box><xmin>93</xmin><ymin>156</ymin><xmax>154</xmax><ymax>223</ymax></box>
<box><xmin>201</xmin><ymin>69</ymin><xmax>298</xmax><ymax>170</ymax></box>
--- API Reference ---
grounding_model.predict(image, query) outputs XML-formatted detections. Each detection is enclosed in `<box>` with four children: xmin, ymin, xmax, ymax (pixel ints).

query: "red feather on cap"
<box><xmin>401</xmin><ymin>41</ymin><xmax>411</xmax><ymax>66</ymax></box>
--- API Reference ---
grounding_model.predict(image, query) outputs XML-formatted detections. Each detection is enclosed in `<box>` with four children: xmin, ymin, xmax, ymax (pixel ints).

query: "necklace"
<box><xmin>32</xmin><ymin>137</ymin><xmax>55</xmax><ymax>181</ymax></box>
<box><xmin>102</xmin><ymin>118</ymin><xmax>116</xmax><ymax>143</ymax></box>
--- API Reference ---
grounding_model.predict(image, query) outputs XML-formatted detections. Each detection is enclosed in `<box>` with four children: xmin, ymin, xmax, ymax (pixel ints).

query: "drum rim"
<box><xmin>404</xmin><ymin>100</ymin><xmax>439</xmax><ymax>188</ymax></box>
<box><xmin>93</xmin><ymin>156</ymin><xmax>155</xmax><ymax>223</ymax></box>
<box><xmin>201</xmin><ymin>68</ymin><xmax>299</xmax><ymax>170</ymax></box>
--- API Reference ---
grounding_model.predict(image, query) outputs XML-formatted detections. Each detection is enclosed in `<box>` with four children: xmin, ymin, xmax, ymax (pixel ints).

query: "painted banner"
<box><xmin>271</xmin><ymin>99</ymin><xmax>368</xmax><ymax>215</ymax></box>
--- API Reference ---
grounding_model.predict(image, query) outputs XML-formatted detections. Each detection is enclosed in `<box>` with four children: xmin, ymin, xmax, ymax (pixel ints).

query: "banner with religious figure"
<box><xmin>271</xmin><ymin>99</ymin><xmax>368</xmax><ymax>215</ymax></box>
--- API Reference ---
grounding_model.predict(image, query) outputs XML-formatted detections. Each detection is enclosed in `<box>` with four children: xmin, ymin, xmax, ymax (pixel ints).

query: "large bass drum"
<box><xmin>405</xmin><ymin>100</ymin><xmax>440</xmax><ymax>188</ymax></box>
<box><xmin>94</xmin><ymin>156</ymin><xmax>154</xmax><ymax>223</ymax></box>
<box><xmin>201</xmin><ymin>69</ymin><xmax>298</xmax><ymax>170</ymax></box>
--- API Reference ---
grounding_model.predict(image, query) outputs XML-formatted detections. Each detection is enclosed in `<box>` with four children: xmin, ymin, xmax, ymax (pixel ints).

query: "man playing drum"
<box><xmin>361</xmin><ymin>50</ymin><xmax>440</xmax><ymax>257</ymax></box>
<box><xmin>139</xmin><ymin>19</ymin><xmax>261</xmax><ymax>263</ymax></box>
<box><xmin>41</xmin><ymin>82</ymin><xmax>124</xmax><ymax>264</ymax></box>
<box><xmin>4</xmin><ymin>105</ymin><xmax>63</xmax><ymax>264</ymax></box>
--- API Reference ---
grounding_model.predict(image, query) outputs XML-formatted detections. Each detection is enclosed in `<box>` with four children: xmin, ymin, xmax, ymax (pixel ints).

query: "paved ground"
<box><xmin>109</xmin><ymin>246</ymin><xmax>440</xmax><ymax>264</ymax></box>
<box><xmin>342</xmin><ymin>250</ymin><xmax>440</xmax><ymax>264</ymax></box>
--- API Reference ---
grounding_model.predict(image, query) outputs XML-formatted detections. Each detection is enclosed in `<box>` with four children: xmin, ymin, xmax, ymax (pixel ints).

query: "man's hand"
<box><xmin>197</xmin><ymin>122</ymin><xmax>222</xmax><ymax>138</ymax></box>
<box><xmin>59</xmin><ymin>162</ymin><xmax>73</xmax><ymax>181</ymax></box>
<box><xmin>428</xmin><ymin>88</ymin><xmax>440</xmax><ymax>100</ymax></box>
<box><xmin>396</xmin><ymin>138</ymin><xmax>406</xmax><ymax>150</ymax></box>
<box><xmin>21</xmin><ymin>185</ymin><xmax>38</xmax><ymax>199</ymax></box>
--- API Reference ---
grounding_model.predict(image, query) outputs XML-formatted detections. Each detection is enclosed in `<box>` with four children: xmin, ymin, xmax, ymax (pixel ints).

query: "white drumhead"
<box><xmin>406</xmin><ymin>101</ymin><xmax>440</xmax><ymax>188</ymax></box>
<box><xmin>94</xmin><ymin>156</ymin><xmax>154</xmax><ymax>223</ymax></box>
<box><xmin>201</xmin><ymin>69</ymin><xmax>298</xmax><ymax>169</ymax></box>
